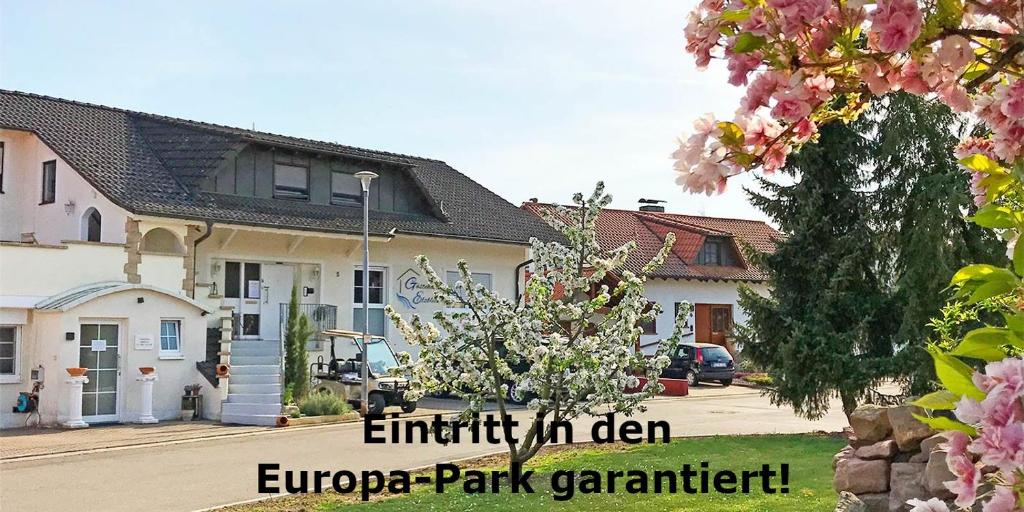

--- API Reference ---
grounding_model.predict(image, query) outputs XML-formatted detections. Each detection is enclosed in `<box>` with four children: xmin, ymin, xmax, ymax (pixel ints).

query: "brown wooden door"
<box><xmin>695</xmin><ymin>304</ymin><xmax>732</xmax><ymax>343</ymax></box>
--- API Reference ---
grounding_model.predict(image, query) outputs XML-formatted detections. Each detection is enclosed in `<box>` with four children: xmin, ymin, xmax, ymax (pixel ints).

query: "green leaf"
<box><xmin>951</xmin><ymin>327</ymin><xmax>1015</xmax><ymax>361</ymax></box>
<box><xmin>959</xmin><ymin>154</ymin><xmax>1005</xmax><ymax>174</ymax></box>
<box><xmin>968</xmin><ymin>204</ymin><xmax>1018</xmax><ymax>229</ymax></box>
<box><xmin>911</xmin><ymin>390</ymin><xmax>959</xmax><ymax>411</ymax></box>
<box><xmin>913</xmin><ymin>414</ymin><xmax>977</xmax><ymax>436</ymax></box>
<box><xmin>1005</xmin><ymin>312</ymin><xmax>1024</xmax><ymax>337</ymax></box>
<box><xmin>966</xmin><ymin>278</ymin><xmax>1015</xmax><ymax>303</ymax></box>
<box><xmin>717</xmin><ymin>121</ymin><xmax>745</xmax><ymax>147</ymax></box>
<box><xmin>928</xmin><ymin>346</ymin><xmax>985</xmax><ymax>400</ymax></box>
<box><xmin>733</xmin><ymin>33</ymin><xmax>767</xmax><ymax>54</ymax></box>
<box><xmin>1015</xmin><ymin>240</ymin><xmax>1024</xmax><ymax>276</ymax></box>
<box><xmin>950</xmin><ymin>264</ymin><xmax>1015</xmax><ymax>286</ymax></box>
<box><xmin>720</xmin><ymin>9</ymin><xmax>751</xmax><ymax>22</ymax></box>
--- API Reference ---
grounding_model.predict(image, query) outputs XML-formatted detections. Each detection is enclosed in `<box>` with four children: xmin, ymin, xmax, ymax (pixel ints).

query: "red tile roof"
<box><xmin>521</xmin><ymin>202</ymin><xmax>780</xmax><ymax>282</ymax></box>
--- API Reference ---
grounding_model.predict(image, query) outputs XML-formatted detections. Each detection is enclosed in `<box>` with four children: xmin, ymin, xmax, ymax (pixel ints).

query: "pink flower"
<box><xmin>982</xmin><ymin>486</ymin><xmax>1018</xmax><ymax>512</ymax></box>
<box><xmin>945</xmin><ymin>451</ymin><xmax>982</xmax><ymax>508</ymax></box>
<box><xmin>762</xmin><ymin>142</ymin><xmax>791</xmax><ymax>172</ymax></box>
<box><xmin>1000</xmin><ymin>80</ymin><xmax>1024</xmax><ymax>119</ymax></box>
<box><xmin>907</xmin><ymin>498</ymin><xmax>950</xmax><ymax>512</ymax></box>
<box><xmin>742</xmin><ymin>7</ymin><xmax>769</xmax><ymax>36</ymax></box>
<box><xmin>772</xmin><ymin>96</ymin><xmax>812</xmax><ymax>122</ymax></box>
<box><xmin>792</xmin><ymin>118</ymin><xmax>817</xmax><ymax>143</ymax></box>
<box><xmin>938</xmin><ymin>36</ymin><xmax>974</xmax><ymax>72</ymax></box>
<box><xmin>859</xmin><ymin>61</ymin><xmax>895</xmax><ymax>95</ymax></box>
<box><xmin>740</xmin><ymin>72</ymin><xmax>780</xmax><ymax>114</ymax></box>
<box><xmin>897</xmin><ymin>60</ymin><xmax>930</xmax><ymax>94</ymax></box>
<box><xmin>767</xmin><ymin>0</ymin><xmax>831</xmax><ymax>35</ymax></box>
<box><xmin>955</xmin><ymin>396</ymin><xmax>985</xmax><ymax>425</ymax></box>
<box><xmin>977</xmin><ymin>359</ymin><xmax>1024</xmax><ymax>396</ymax></box>
<box><xmin>869</xmin><ymin>0</ymin><xmax>923</xmax><ymax>52</ymax></box>
<box><xmin>804</xmin><ymin>74</ymin><xmax>835</xmax><ymax>101</ymax></box>
<box><xmin>970</xmin><ymin>422</ymin><xmax>1024</xmax><ymax>473</ymax></box>
<box><xmin>938</xmin><ymin>83</ymin><xmax>973</xmax><ymax>112</ymax></box>
<box><xmin>727</xmin><ymin>50</ymin><xmax>763</xmax><ymax>86</ymax></box>
<box><xmin>743</xmin><ymin>115</ymin><xmax>783</xmax><ymax>146</ymax></box>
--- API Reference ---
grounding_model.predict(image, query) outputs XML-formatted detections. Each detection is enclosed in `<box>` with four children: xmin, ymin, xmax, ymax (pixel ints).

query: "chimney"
<box><xmin>638</xmin><ymin>198</ymin><xmax>666</xmax><ymax>213</ymax></box>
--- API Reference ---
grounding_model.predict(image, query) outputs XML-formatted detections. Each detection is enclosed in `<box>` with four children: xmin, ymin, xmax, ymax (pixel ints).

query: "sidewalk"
<box><xmin>0</xmin><ymin>421</ymin><xmax>271</xmax><ymax>460</ymax></box>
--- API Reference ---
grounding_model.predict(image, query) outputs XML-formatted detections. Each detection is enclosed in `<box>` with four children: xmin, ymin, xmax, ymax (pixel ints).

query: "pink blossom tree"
<box><xmin>678</xmin><ymin>0</ymin><xmax>1024</xmax><ymax>510</ymax></box>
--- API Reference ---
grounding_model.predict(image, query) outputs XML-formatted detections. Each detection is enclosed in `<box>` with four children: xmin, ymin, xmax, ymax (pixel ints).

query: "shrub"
<box><xmin>298</xmin><ymin>393</ymin><xmax>351</xmax><ymax>417</ymax></box>
<box><xmin>743</xmin><ymin>373</ymin><xmax>773</xmax><ymax>386</ymax></box>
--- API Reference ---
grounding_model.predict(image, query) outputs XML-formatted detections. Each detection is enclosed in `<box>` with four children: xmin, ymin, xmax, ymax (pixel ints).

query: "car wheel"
<box><xmin>686</xmin><ymin>370</ymin><xmax>699</xmax><ymax>387</ymax></box>
<box><xmin>367</xmin><ymin>393</ymin><xmax>386</xmax><ymax>415</ymax></box>
<box><xmin>400</xmin><ymin>401</ymin><xmax>418</xmax><ymax>413</ymax></box>
<box><xmin>720</xmin><ymin>379</ymin><xmax>733</xmax><ymax>387</ymax></box>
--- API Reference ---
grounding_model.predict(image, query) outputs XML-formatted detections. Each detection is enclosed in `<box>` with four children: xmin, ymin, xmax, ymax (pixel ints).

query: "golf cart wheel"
<box><xmin>505</xmin><ymin>382</ymin><xmax>521</xmax><ymax>404</ymax></box>
<box><xmin>400</xmin><ymin>401</ymin><xmax>418</xmax><ymax>413</ymax></box>
<box><xmin>720</xmin><ymin>379</ymin><xmax>733</xmax><ymax>387</ymax></box>
<box><xmin>686</xmin><ymin>370</ymin><xmax>700</xmax><ymax>387</ymax></box>
<box><xmin>367</xmin><ymin>393</ymin><xmax>386</xmax><ymax>415</ymax></box>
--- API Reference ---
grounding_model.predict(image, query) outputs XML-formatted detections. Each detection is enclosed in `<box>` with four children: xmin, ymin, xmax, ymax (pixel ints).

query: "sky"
<box><xmin>0</xmin><ymin>0</ymin><xmax>773</xmax><ymax>221</ymax></box>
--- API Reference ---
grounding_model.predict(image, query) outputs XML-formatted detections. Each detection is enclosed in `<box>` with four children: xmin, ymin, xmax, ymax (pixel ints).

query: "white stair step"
<box><xmin>223</xmin><ymin>402</ymin><xmax>282</xmax><ymax>416</ymax></box>
<box><xmin>231</xmin><ymin>343</ymin><xmax>281</xmax><ymax>356</ymax></box>
<box><xmin>230</xmin><ymin>364</ymin><xmax>280</xmax><ymax>376</ymax></box>
<box><xmin>220</xmin><ymin>413</ymin><xmax>281</xmax><ymax>426</ymax></box>
<box><xmin>227</xmin><ymin>393</ymin><xmax>281</xmax><ymax>404</ymax></box>
<box><xmin>231</xmin><ymin>355</ymin><xmax>280</xmax><ymax>366</ymax></box>
<box><xmin>230</xmin><ymin>373</ymin><xmax>280</xmax><ymax>385</ymax></box>
<box><xmin>229</xmin><ymin>383</ymin><xmax>281</xmax><ymax>394</ymax></box>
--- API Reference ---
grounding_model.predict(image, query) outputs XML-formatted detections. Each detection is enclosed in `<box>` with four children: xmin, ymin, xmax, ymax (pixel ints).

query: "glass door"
<box><xmin>79</xmin><ymin>323</ymin><xmax>120</xmax><ymax>423</ymax></box>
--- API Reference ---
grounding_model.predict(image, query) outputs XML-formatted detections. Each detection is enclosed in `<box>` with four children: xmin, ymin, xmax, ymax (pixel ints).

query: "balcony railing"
<box><xmin>279</xmin><ymin>303</ymin><xmax>338</xmax><ymax>342</ymax></box>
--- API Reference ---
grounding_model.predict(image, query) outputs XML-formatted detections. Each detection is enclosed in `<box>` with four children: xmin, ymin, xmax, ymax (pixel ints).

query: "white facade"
<box><xmin>0</xmin><ymin>128</ymin><xmax>531</xmax><ymax>428</ymax></box>
<box><xmin>638</xmin><ymin>278</ymin><xmax>769</xmax><ymax>355</ymax></box>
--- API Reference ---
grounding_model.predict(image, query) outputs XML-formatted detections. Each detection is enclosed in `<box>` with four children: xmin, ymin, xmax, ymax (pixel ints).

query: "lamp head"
<box><xmin>354</xmin><ymin>171</ymin><xmax>378</xmax><ymax>192</ymax></box>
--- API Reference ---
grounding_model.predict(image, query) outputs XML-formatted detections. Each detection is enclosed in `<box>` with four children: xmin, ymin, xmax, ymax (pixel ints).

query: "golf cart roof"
<box><xmin>321</xmin><ymin>329</ymin><xmax>385</xmax><ymax>339</ymax></box>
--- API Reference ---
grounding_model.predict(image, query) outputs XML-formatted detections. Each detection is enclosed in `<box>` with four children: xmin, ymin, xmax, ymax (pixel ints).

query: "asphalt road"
<box><xmin>0</xmin><ymin>386</ymin><xmax>847</xmax><ymax>512</ymax></box>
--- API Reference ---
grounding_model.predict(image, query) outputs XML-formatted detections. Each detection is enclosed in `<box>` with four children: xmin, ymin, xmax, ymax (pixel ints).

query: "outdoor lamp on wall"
<box><xmin>353</xmin><ymin>170</ymin><xmax>378</xmax><ymax>417</ymax></box>
<box><xmin>211</xmin><ymin>261</ymin><xmax>222</xmax><ymax>276</ymax></box>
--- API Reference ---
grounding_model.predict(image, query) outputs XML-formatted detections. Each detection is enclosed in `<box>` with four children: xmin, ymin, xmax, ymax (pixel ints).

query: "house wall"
<box><xmin>637</xmin><ymin>278</ymin><xmax>769</xmax><ymax>355</ymax></box>
<box><xmin>193</xmin><ymin>227</ymin><xmax>530</xmax><ymax>356</ymax></box>
<box><xmin>0</xmin><ymin>242</ymin><xmax>127</xmax><ymax>301</ymax></box>
<box><xmin>0</xmin><ymin>129</ymin><xmax>129</xmax><ymax>245</ymax></box>
<box><xmin>0</xmin><ymin>288</ymin><xmax>213</xmax><ymax>428</ymax></box>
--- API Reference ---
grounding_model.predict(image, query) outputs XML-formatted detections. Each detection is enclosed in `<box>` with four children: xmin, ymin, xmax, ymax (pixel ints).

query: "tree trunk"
<box><xmin>840</xmin><ymin>390</ymin><xmax>858</xmax><ymax>424</ymax></box>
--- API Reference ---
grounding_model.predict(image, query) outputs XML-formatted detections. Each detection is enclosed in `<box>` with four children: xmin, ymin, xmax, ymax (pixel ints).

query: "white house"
<box><xmin>0</xmin><ymin>90</ymin><xmax>559</xmax><ymax>427</ymax></box>
<box><xmin>522</xmin><ymin>200</ymin><xmax>778</xmax><ymax>355</ymax></box>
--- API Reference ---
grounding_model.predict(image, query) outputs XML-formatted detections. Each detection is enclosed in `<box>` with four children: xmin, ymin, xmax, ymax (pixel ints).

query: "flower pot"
<box><xmin>66</xmin><ymin>367</ymin><xmax>88</xmax><ymax>377</ymax></box>
<box><xmin>139</xmin><ymin>367</ymin><xmax>155</xmax><ymax>375</ymax></box>
<box><xmin>181</xmin><ymin>409</ymin><xmax>195</xmax><ymax>421</ymax></box>
<box><xmin>275</xmin><ymin>415</ymin><xmax>290</xmax><ymax>428</ymax></box>
<box><xmin>215</xmin><ymin>364</ymin><xmax>229</xmax><ymax>377</ymax></box>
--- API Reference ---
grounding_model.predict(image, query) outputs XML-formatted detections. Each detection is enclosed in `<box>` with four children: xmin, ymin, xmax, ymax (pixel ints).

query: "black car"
<box><xmin>661</xmin><ymin>343</ymin><xmax>735</xmax><ymax>386</ymax></box>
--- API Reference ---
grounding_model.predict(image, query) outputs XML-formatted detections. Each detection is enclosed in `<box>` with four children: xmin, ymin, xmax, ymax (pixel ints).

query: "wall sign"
<box><xmin>394</xmin><ymin>268</ymin><xmax>440</xmax><ymax>310</ymax></box>
<box><xmin>247</xmin><ymin>280</ymin><xmax>262</xmax><ymax>299</ymax></box>
<box><xmin>91</xmin><ymin>339</ymin><xmax>107</xmax><ymax>352</ymax></box>
<box><xmin>135</xmin><ymin>335</ymin><xmax>154</xmax><ymax>350</ymax></box>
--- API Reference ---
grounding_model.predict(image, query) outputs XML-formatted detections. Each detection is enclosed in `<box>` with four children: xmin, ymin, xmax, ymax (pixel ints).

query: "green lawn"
<box><xmin>308</xmin><ymin>434</ymin><xmax>842</xmax><ymax>512</ymax></box>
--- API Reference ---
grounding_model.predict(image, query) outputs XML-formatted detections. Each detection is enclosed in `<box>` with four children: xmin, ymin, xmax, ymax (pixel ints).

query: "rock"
<box><xmin>835</xmin><ymin>491</ymin><xmax>867</xmax><ymax>512</ymax></box>
<box><xmin>888</xmin><ymin>462</ymin><xmax>928</xmax><ymax>511</ymax></box>
<box><xmin>924</xmin><ymin>451</ymin><xmax>956</xmax><ymax>499</ymax></box>
<box><xmin>856</xmin><ymin>440</ymin><xmax>898</xmax><ymax>460</ymax></box>
<box><xmin>888</xmin><ymin>405</ymin><xmax>935</xmax><ymax>452</ymax></box>
<box><xmin>919</xmin><ymin>434</ymin><xmax>947</xmax><ymax>457</ymax></box>
<box><xmin>835</xmin><ymin>445</ymin><xmax>856</xmax><ymax>469</ymax></box>
<box><xmin>893</xmin><ymin>452</ymin><xmax>914</xmax><ymax>463</ymax></box>
<box><xmin>835</xmin><ymin>458</ymin><xmax>891</xmax><ymax>494</ymax></box>
<box><xmin>851</xmin><ymin>405</ymin><xmax>892</xmax><ymax>443</ymax></box>
<box><xmin>860</xmin><ymin>493</ymin><xmax>890</xmax><ymax>512</ymax></box>
<box><xmin>908</xmin><ymin>452</ymin><xmax>929</xmax><ymax>463</ymax></box>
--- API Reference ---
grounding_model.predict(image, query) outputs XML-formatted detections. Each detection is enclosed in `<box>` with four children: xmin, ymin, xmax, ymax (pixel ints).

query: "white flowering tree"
<box><xmin>385</xmin><ymin>182</ymin><xmax>689</xmax><ymax>465</ymax></box>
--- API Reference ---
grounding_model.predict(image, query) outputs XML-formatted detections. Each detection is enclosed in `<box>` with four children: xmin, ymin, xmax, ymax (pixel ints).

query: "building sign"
<box><xmin>135</xmin><ymin>335</ymin><xmax>154</xmax><ymax>350</ymax></box>
<box><xmin>395</xmin><ymin>268</ymin><xmax>440</xmax><ymax>310</ymax></box>
<box><xmin>91</xmin><ymin>339</ymin><xmax>107</xmax><ymax>352</ymax></box>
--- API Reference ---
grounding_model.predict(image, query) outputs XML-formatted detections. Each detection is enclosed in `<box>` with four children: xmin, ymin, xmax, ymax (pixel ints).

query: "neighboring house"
<box><xmin>0</xmin><ymin>90</ymin><xmax>558</xmax><ymax>427</ymax></box>
<box><xmin>521</xmin><ymin>200</ymin><xmax>778</xmax><ymax>355</ymax></box>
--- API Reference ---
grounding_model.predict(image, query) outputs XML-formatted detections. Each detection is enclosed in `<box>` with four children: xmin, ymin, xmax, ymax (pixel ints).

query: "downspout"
<box><xmin>514</xmin><ymin>259</ymin><xmax>533</xmax><ymax>306</ymax></box>
<box><xmin>191</xmin><ymin>220</ymin><xmax>215</xmax><ymax>299</ymax></box>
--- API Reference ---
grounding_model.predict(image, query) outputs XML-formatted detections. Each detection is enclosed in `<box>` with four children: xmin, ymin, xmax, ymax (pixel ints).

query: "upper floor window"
<box><xmin>41</xmin><ymin>160</ymin><xmax>56</xmax><ymax>204</ymax></box>
<box><xmin>697</xmin><ymin>237</ymin><xmax>727</xmax><ymax>266</ymax></box>
<box><xmin>274</xmin><ymin>163</ymin><xmax>309</xmax><ymax>201</ymax></box>
<box><xmin>331</xmin><ymin>171</ymin><xmax>362</xmax><ymax>207</ymax></box>
<box><xmin>0</xmin><ymin>141</ymin><xmax>5</xmax><ymax>193</ymax></box>
<box><xmin>82</xmin><ymin>207</ymin><xmax>102</xmax><ymax>242</ymax></box>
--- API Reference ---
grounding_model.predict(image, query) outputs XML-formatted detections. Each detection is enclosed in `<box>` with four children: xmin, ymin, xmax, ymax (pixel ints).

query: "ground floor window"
<box><xmin>160</xmin><ymin>319</ymin><xmax>181</xmax><ymax>356</ymax></box>
<box><xmin>0</xmin><ymin>325</ymin><xmax>18</xmax><ymax>378</ymax></box>
<box><xmin>353</xmin><ymin>267</ymin><xmax>386</xmax><ymax>336</ymax></box>
<box><xmin>445</xmin><ymin>270</ymin><xmax>493</xmax><ymax>302</ymax></box>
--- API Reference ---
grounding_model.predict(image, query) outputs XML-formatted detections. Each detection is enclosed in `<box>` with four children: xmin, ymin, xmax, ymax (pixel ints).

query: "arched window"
<box><xmin>140</xmin><ymin>228</ymin><xmax>185</xmax><ymax>254</ymax></box>
<box><xmin>81</xmin><ymin>208</ymin><xmax>102</xmax><ymax>242</ymax></box>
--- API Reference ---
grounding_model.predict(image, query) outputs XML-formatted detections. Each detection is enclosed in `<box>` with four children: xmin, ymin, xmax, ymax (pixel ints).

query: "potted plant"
<box><xmin>139</xmin><ymin>367</ymin><xmax>155</xmax><ymax>375</ymax></box>
<box><xmin>66</xmin><ymin>367</ymin><xmax>87</xmax><ymax>377</ymax></box>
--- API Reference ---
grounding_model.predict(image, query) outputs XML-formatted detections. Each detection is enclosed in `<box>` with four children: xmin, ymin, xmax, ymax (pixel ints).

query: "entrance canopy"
<box><xmin>35</xmin><ymin>282</ymin><xmax>215</xmax><ymax>314</ymax></box>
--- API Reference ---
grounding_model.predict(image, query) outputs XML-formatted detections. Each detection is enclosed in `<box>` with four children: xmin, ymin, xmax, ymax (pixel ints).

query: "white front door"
<box><xmin>260</xmin><ymin>263</ymin><xmax>296</xmax><ymax>341</ymax></box>
<box><xmin>79</xmin><ymin>322</ymin><xmax>120</xmax><ymax>423</ymax></box>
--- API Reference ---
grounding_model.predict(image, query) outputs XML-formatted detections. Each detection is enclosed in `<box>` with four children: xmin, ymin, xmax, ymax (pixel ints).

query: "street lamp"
<box><xmin>354</xmin><ymin>171</ymin><xmax>378</xmax><ymax>416</ymax></box>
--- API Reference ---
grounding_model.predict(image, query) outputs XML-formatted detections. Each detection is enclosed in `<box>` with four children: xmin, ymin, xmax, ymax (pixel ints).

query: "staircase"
<box><xmin>220</xmin><ymin>340</ymin><xmax>283</xmax><ymax>426</ymax></box>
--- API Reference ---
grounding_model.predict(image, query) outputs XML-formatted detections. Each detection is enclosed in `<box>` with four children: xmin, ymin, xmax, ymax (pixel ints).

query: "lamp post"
<box><xmin>354</xmin><ymin>171</ymin><xmax>378</xmax><ymax>416</ymax></box>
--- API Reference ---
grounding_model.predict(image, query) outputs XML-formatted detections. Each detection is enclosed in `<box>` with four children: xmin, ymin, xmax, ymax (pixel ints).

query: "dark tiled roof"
<box><xmin>0</xmin><ymin>90</ymin><xmax>558</xmax><ymax>244</ymax></box>
<box><xmin>521</xmin><ymin>202</ymin><xmax>779</xmax><ymax>282</ymax></box>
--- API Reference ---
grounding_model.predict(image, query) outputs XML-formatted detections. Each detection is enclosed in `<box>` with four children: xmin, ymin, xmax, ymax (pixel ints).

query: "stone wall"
<box><xmin>833</xmin><ymin>404</ymin><xmax>955</xmax><ymax>512</ymax></box>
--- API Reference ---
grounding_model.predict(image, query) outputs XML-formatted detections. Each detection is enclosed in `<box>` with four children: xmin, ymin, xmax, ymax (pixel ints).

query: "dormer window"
<box><xmin>697</xmin><ymin>237</ymin><xmax>728</xmax><ymax>266</ymax></box>
<box><xmin>331</xmin><ymin>171</ymin><xmax>362</xmax><ymax>207</ymax></box>
<box><xmin>273</xmin><ymin>163</ymin><xmax>309</xmax><ymax>201</ymax></box>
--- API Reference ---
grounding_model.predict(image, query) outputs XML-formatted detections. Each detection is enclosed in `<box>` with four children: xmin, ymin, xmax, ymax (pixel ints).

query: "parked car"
<box><xmin>661</xmin><ymin>343</ymin><xmax>735</xmax><ymax>387</ymax></box>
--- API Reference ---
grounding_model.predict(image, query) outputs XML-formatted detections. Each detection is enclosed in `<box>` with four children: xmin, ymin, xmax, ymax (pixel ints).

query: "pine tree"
<box><xmin>284</xmin><ymin>285</ymin><xmax>314</xmax><ymax>402</ymax></box>
<box><xmin>738</xmin><ymin>118</ymin><xmax>894</xmax><ymax>420</ymax></box>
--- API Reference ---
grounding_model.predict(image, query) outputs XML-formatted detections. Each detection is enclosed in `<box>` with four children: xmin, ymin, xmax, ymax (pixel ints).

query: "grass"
<box><xmin>231</xmin><ymin>434</ymin><xmax>843</xmax><ymax>512</ymax></box>
<box><xmin>298</xmin><ymin>393</ymin><xmax>352</xmax><ymax>417</ymax></box>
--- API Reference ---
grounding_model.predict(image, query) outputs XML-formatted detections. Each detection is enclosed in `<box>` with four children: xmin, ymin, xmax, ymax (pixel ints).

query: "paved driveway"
<box><xmin>0</xmin><ymin>386</ymin><xmax>846</xmax><ymax>512</ymax></box>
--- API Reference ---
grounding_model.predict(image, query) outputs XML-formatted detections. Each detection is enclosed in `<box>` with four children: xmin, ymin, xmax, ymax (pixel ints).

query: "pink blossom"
<box><xmin>955</xmin><ymin>397</ymin><xmax>985</xmax><ymax>426</ymax></box>
<box><xmin>897</xmin><ymin>60</ymin><xmax>930</xmax><ymax>94</ymax></box>
<box><xmin>743</xmin><ymin>115</ymin><xmax>783</xmax><ymax>147</ymax></box>
<box><xmin>771</xmin><ymin>96</ymin><xmax>812</xmax><ymax>122</ymax></box>
<box><xmin>767</xmin><ymin>0</ymin><xmax>831</xmax><ymax>35</ymax></box>
<box><xmin>938</xmin><ymin>36</ymin><xmax>974</xmax><ymax>71</ymax></box>
<box><xmin>792</xmin><ymin>118</ymin><xmax>817</xmax><ymax>143</ymax></box>
<box><xmin>761</xmin><ymin>142</ymin><xmax>791</xmax><ymax>172</ymax></box>
<box><xmin>945</xmin><ymin>451</ymin><xmax>982</xmax><ymax>508</ymax></box>
<box><xmin>869</xmin><ymin>0</ymin><xmax>923</xmax><ymax>53</ymax></box>
<box><xmin>741</xmin><ymin>7</ymin><xmax>769</xmax><ymax>36</ymax></box>
<box><xmin>970</xmin><ymin>422</ymin><xmax>1024</xmax><ymax>473</ymax></box>
<box><xmin>982</xmin><ymin>486</ymin><xmax>1018</xmax><ymax>512</ymax></box>
<box><xmin>1000</xmin><ymin>80</ymin><xmax>1024</xmax><ymax>119</ymax></box>
<box><xmin>938</xmin><ymin>83</ymin><xmax>973</xmax><ymax>112</ymax></box>
<box><xmin>740</xmin><ymin>72</ymin><xmax>780</xmax><ymax>114</ymax></box>
<box><xmin>859</xmin><ymin>61</ymin><xmax>895</xmax><ymax>95</ymax></box>
<box><xmin>726</xmin><ymin>50</ymin><xmax>763</xmax><ymax>86</ymax></box>
<box><xmin>803</xmin><ymin>74</ymin><xmax>835</xmax><ymax>101</ymax></box>
<box><xmin>977</xmin><ymin>359</ymin><xmax>1024</xmax><ymax>396</ymax></box>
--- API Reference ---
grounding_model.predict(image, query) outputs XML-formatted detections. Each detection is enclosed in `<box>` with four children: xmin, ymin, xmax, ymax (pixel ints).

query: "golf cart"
<box><xmin>310</xmin><ymin>329</ymin><xmax>417</xmax><ymax>415</ymax></box>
